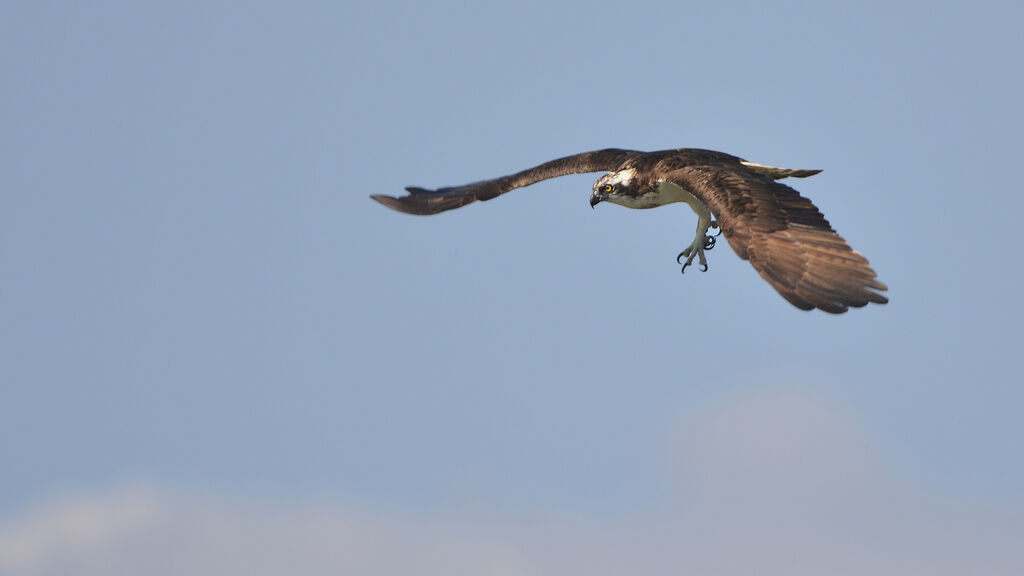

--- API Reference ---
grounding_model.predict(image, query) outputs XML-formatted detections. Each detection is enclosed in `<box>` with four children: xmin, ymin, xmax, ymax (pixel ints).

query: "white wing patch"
<box><xmin>740</xmin><ymin>161</ymin><xmax>821</xmax><ymax>180</ymax></box>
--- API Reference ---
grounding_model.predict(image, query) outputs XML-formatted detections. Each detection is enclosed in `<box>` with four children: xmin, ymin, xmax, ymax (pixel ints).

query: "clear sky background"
<box><xmin>2</xmin><ymin>1</ymin><xmax>1023</xmax><ymax>574</ymax></box>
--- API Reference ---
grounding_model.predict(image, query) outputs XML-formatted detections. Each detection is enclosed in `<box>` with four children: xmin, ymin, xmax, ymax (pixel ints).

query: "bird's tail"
<box><xmin>740</xmin><ymin>161</ymin><xmax>822</xmax><ymax>180</ymax></box>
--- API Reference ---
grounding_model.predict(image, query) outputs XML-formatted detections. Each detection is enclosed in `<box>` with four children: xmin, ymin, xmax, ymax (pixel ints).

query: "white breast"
<box><xmin>609</xmin><ymin>179</ymin><xmax>707</xmax><ymax>211</ymax></box>
<box><xmin>655</xmin><ymin>180</ymin><xmax>701</xmax><ymax>205</ymax></box>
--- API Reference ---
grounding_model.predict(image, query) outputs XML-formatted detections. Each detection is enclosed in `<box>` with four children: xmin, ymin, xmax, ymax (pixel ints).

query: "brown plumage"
<box><xmin>371</xmin><ymin>148</ymin><xmax>887</xmax><ymax>313</ymax></box>
<box><xmin>370</xmin><ymin>148</ymin><xmax>640</xmax><ymax>215</ymax></box>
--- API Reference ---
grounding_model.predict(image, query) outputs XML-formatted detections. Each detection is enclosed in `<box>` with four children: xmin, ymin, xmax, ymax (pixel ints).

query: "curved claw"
<box><xmin>680</xmin><ymin>260</ymin><xmax>709</xmax><ymax>274</ymax></box>
<box><xmin>710</xmin><ymin>221</ymin><xmax>722</xmax><ymax>237</ymax></box>
<box><xmin>678</xmin><ymin>231</ymin><xmax>714</xmax><ymax>274</ymax></box>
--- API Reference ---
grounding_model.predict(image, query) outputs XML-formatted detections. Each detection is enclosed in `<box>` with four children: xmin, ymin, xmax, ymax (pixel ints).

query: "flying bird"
<box><xmin>371</xmin><ymin>148</ymin><xmax>887</xmax><ymax>313</ymax></box>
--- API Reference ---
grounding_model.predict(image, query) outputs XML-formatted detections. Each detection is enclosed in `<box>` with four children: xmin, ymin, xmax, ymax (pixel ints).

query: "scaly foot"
<box><xmin>676</xmin><ymin>234</ymin><xmax>717</xmax><ymax>273</ymax></box>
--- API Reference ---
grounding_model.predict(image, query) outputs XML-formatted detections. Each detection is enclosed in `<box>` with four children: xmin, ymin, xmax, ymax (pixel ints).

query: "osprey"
<box><xmin>371</xmin><ymin>148</ymin><xmax>887</xmax><ymax>313</ymax></box>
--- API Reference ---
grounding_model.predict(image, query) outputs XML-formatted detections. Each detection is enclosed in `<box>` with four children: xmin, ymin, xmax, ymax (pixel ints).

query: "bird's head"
<box><xmin>591</xmin><ymin>168</ymin><xmax>640</xmax><ymax>208</ymax></box>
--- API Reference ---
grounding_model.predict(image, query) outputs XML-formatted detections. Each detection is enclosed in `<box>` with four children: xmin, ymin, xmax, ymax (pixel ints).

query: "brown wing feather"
<box><xmin>371</xmin><ymin>148</ymin><xmax>641</xmax><ymax>215</ymax></box>
<box><xmin>666</xmin><ymin>166</ymin><xmax>888</xmax><ymax>313</ymax></box>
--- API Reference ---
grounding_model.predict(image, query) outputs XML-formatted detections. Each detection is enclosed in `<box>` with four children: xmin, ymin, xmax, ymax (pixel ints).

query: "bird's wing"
<box><xmin>664</xmin><ymin>165</ymin><xmax>888</xmax><ymax>313</ymax></box>
<box><xmin>371</xmin><ymin>148</ymin><xmax>642</xmax><ymax>215</ymax></box>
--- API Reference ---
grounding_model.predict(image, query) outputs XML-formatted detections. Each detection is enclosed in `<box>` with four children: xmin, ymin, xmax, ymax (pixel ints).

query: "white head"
<box><xmin>590</xmin><ymin>168</ymin><xmax>641</xmax><ymax>208</ymax></box>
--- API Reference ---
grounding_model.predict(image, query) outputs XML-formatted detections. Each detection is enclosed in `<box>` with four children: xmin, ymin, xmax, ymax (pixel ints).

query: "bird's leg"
<box><xmin>677</xmin><ymin>213</ymin><xmax>715</xmax><ymax>273</ymax></box>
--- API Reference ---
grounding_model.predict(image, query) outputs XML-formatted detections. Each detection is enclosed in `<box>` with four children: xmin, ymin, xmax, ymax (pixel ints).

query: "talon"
<box><xmin>678</xmin><ymin>229</ymin><xmax>714</xmax><ymax>275</ymax></box>
<box><xmin>711</xmin><ymin>222</ymin><xmax>722</xmax><ymax>237</ymax></box>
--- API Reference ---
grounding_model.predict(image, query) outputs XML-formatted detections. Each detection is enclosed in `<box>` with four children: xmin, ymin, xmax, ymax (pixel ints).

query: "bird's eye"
<box><xmin>602</xmin><ymin>184</ymin><xmax>614</xmax><ymax>193</ymax></box>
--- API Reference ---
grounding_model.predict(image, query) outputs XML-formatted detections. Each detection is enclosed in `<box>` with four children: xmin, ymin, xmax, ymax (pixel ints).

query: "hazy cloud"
<box><xmin>2</xmin><ymin>387</ymin><xmax>1021</xmax><ymax>576</ymax></box>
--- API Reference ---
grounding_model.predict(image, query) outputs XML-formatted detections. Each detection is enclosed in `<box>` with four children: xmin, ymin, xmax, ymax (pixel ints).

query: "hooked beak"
<box><xmin>590</xmin><ymin>192</ymin><xmax>605</xmax><ymax>209</ymax></box>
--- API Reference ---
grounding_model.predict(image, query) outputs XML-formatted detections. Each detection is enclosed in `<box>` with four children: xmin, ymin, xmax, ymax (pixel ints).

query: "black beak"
<box><xmin>590</xmin><ymin>193</ymin><xmax>604</xmax><ymax>209</ymax></box>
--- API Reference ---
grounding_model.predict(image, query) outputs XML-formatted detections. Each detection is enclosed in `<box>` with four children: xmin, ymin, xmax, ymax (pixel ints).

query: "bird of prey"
<box><xmin>371</xmin><ymin>148</ymin><xmax>887</xmax><ymax>313</ymax></box>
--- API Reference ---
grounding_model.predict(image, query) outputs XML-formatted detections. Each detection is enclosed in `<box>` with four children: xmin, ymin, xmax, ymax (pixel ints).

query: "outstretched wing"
<box><xmin>665</xmin><ymin>165</ymin><xmax>888</xmax><ymax>313</ymax></box>
<box><xmin>371</xmin><ymin>148</ymin><xmax>642</xmax><ymax>215</ymax></box>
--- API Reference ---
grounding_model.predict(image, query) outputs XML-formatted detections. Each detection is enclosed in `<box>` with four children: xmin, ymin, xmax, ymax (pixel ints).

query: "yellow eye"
<box><xmin>602</xmin><ymin>184</ymin><xmax>614</xmax><ymax>193</ymax></box>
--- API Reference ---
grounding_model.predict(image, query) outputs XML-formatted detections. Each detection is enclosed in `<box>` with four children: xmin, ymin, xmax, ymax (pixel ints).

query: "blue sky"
<box><xmin>2</xmin><ymin>1</ymin><xmax>1023</xmax><ymax>573</ymax></box>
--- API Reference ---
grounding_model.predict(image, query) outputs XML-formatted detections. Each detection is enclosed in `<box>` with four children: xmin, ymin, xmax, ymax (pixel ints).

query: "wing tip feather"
<box><xmin>371</xmin><ymin>186</ymin><xmax>478</xmax><ymax>216</ymax></box>
<box><xmin>370</xmin><ymin>192</ymin><xmax>433</xmax><ymax>215</ymax></box>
